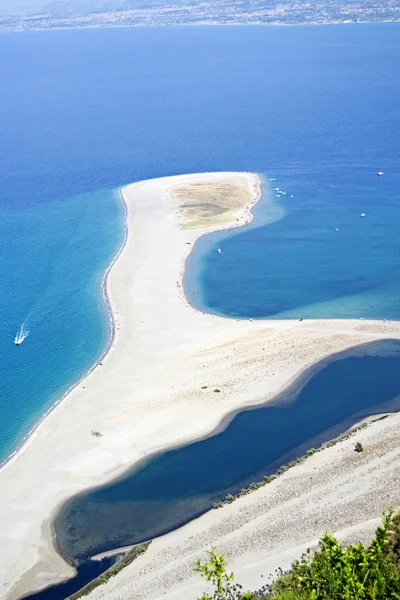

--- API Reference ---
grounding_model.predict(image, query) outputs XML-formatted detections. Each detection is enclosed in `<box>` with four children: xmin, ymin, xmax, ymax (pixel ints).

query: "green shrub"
<box><xmin>355</xmin><ymin>441</ymin><xmax>364</xmax><ymax>452</ymax></box>
<box><xmin>195</xmin><ymin>548</ymin><xmax>234</xmax><ymax>599</ymax></box>
<box><xmin>196</xmin><ymin>511</ymin><xmax>400</xmax><ymax>600</ymax></box>
<box><xmin>271</xmin><ymin>510</ymin><xmax>400</xmax><ymax>599</ymax></box>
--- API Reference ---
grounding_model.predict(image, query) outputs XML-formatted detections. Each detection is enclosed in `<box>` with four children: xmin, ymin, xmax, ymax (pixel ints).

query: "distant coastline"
<box><xmin>1</xmin><ymin>12</ymin><xmax>399</xmax><ymax>33</ymax></box>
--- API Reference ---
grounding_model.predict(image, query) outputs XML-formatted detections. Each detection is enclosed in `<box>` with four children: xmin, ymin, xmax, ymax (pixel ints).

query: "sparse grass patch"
<box><xmin>68</xmin><ymin>541</ymin><xmax>151</xmax><ymax>599</ymax></box>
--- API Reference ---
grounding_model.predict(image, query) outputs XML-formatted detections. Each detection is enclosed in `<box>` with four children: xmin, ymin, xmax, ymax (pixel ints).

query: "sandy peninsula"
<box><xmin>1</xmin><ymin>172</ymin><xmax>400</xmax><ymax>600</ymax></box>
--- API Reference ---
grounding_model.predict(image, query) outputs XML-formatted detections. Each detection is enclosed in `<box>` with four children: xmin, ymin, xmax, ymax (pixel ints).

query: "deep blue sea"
<box><xmin>1</xmin><ymin>23</ymin><xmax>399</xmax><ymax>464</ymax></box>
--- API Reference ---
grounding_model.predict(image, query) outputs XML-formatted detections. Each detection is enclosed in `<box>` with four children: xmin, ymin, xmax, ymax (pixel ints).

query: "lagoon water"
<box><xmin>54</xmin><ymin>340</ymin><xmax>400</xmax><ymax>563</ymax></box>
<box><xmin>1</xmin><ymin>24</ymin><xmax>399</xmax><ymax>462</ymax></box>
<box><xmin>21</xmin><ymin>339</ymin><xmax>400</xmax><ymax>600</ymax></box>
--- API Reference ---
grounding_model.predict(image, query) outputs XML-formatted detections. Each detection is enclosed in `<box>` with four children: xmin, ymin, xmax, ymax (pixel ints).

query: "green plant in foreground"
<box><xmin>355</xmin><ymin>441</ymin><xmax>364</xmax><ymax>452</ymax></box>
<box><xmin>273</xmin><ymin>510</ymin><xmax>400</xmax><ymax>599</ymax></box>
<box><xmin>196</xmin><ymin>511</ymin><xmax>400</xmax><ymax>600</ymax></box>
<box><xmin>195</xmin><ymin>547</ymin><xmax>234</xmax><ymax>599</ymax></box>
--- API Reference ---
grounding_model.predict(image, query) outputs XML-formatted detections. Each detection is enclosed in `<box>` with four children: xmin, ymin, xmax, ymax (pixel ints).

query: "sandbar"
<box><xmin>0</xmin><ymin>172</ymin><xmax>399</xmax><ymax>600</ymax></box>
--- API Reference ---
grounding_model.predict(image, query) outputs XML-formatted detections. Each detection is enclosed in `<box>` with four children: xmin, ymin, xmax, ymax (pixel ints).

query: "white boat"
<box><xmin>360</xmin><ymin>213</ymin><xmax>366</xmax><ymax>217</ymax></box>
<box><xmin>217</xmin><ymin>248</ymin><xmax>222</xmax><ymax>254</ymax></box>
<box><xmin>14</xmin><ymin>325</ymin><xmax>28</xmax><ymax>345</ymax></box>
<box><xmin>377</xmin><ymin>172</ymin><xmax>384</xmax><ymax>176</ymax></box>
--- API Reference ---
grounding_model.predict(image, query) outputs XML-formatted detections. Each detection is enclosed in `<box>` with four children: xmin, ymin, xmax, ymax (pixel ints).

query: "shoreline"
<box><xmin>59</xmin><ymin>408</ymin><xmax>394</xmax><ymax>561</ymax></box>
<box><xmin>0</xmin><ymin>190</ymin><xmax>128</xmax><ymax>472</ymax></box>
<box><xmin>173</xmin><ymin>173</ymin><xmax>263</xmax><ymax>315</ymax></box>
<box><xmin>1</xmin><ymin>172</ymin><xmax>400</xmax><ymax>600</ymax></box>
<box><xmin>45</xmin><ymin>173</ymin><xmax>265</xmax><ymax>578</ymax></box>
<box><xmin>3</xmin><ymin>20</ymin><xmax>400</xmax><ymax>34</ymax></box>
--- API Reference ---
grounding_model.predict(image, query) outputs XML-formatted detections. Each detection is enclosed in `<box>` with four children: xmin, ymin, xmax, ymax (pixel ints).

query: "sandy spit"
<box><xmin>0</xmin><ymin>172</ymin><xmax>399</xmax><ymax>600</ymax></box>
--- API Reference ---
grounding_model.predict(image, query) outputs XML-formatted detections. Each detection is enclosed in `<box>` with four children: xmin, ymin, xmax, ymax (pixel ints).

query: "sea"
<box><xmin>1</xmin><ymin>23</ymin><xmax>399</xmax><ymax>466</ymax></box>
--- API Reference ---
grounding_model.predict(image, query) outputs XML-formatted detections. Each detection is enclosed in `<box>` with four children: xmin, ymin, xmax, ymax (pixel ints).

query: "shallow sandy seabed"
<box><xmin>0</xmin><ymin>172</ymin><xmax>399</xmax><ymax>600</ymax></box>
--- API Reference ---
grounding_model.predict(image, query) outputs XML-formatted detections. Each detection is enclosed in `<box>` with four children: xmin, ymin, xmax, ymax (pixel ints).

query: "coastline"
<box><xmin>2</xmin><ymin>20</ymin><xmax>400</xmax><ymax>34</ymax></box>
<box><xmin>0</xmin><ymin>190</ymin><xmax>128</xmax><ymax>471</ymax></box>
<box><xmin>1</xmin><ymin>172</ymin><xmax>400</xmax><ymax>600</ymax></box>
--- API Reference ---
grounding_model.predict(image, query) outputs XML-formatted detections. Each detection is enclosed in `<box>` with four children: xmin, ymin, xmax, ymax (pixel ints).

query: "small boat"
<box><xmin>377</xmin><ymin>172</ymin><xmax>384</xmax><ymax>176</ymax></box>
<box><xmin>360</xmin><ymin>213</ymin><xmax>366</xmax><ymax>217</ymax></box>
<box><xmin>14</xmin><ymin>326</ymin><xmax>28</xmax><ymax>345</ymax></box>
<box><xmin>217</xmin><ymin>248</ymin><xmax>222</xmax><ymax>254</ymax></box>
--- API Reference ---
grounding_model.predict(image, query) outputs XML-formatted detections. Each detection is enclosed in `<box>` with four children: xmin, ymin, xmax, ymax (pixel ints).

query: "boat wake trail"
<box><xmin>14</xmin><ymin>323</ymin><xmax>29</xmax><ymax>345</ymax></box>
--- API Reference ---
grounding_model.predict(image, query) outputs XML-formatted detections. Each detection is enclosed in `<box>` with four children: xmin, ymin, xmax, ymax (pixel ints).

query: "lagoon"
<box><xmin>25</xmin><ymin>339</ymin><xmax>400</xmax><ymax>600</ymax></box>
<box><xmin>56</xmin><ymin>339</ymin><xmax>400</xmax><ymax>561</ymax></box>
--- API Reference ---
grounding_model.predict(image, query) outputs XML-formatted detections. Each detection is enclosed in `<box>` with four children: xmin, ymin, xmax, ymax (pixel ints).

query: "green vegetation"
<box><xmin>195</xmin><ymin>548</ymin><xmax>234</xmax><ymax>598</ymax></box>
<box><xmin>68</xmin><ymin>541</ymin><xmax>151</xmax><ymax>599</ymax></box>
<box><xmin>195</xmin><ymin>511</ymin><xmax>400</xmax><ymax>599</ymax></box>
<box><xmin>355</xmin><ymin>441</ymin><xmax>364</xmax><ymax>452</ymax></box>
<box><xmin>214</xmin><ymin>389</ymin><xmax>221</xmax><ymax>393</ymax></box>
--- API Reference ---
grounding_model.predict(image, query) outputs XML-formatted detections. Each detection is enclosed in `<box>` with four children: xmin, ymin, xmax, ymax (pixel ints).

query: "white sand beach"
<box><xmin>1</xmin><ymin>172</ymin><xmax>399</xmax><ymax>600</ymax></box>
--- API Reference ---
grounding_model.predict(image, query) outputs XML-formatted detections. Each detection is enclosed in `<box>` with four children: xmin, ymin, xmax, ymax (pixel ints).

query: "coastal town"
<box><xmin>1</xmin><ymin>0</ymin><xmax>399</xmax><ymax>31</ymax></box>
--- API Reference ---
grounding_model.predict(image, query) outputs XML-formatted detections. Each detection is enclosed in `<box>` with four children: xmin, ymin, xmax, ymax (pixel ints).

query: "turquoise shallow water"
<box><xmin>0</xmin><ymin>24</ymin><xmax>399</xmax><ymax>462</ymax></box>
<box><xmin>0</xmin><ymin>190</ymin><xmax>124</xmax><ymax>460</ymax></box>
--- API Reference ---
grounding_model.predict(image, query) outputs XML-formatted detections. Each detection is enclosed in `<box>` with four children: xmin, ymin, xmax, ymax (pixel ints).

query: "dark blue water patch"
<box><xmin>22</xmin><ymin>555</ymin><xmax>119</xmax><ymax>600</ymax></box>
<box><xmin>52</xmin><ymin>339</ymin><xmax>400</xmax><ymax>564</ymax></box>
